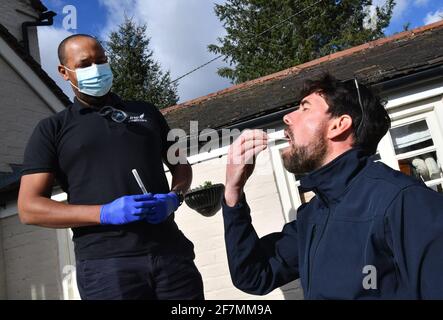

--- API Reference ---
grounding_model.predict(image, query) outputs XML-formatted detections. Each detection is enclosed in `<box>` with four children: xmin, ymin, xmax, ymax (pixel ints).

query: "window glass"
<box><xmin>390</xmin><ymin>120</ymin><xmax>433</xmax><ymax>154</ymax></box>
<box><xmin>390</xmin><ymin>119</ymin><xmax>442</xmax><ymax>193</ymax></box>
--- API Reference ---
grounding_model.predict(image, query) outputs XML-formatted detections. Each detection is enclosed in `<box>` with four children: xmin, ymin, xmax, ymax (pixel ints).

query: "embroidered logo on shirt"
<box><xmin>128</xmin><ymin>113</ymin><xmax>148</xmax><ymax>123</ymax></box>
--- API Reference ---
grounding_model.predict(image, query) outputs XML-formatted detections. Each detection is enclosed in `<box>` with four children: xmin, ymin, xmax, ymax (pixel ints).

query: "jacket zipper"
<box><xmin>307</xmin><ymin>190</ymin><xmax>331</xmax><ymax>298</ymax></box>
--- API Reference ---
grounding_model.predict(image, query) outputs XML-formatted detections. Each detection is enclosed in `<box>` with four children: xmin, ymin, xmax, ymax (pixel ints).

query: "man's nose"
<box><xmin>283</xmin><ymin>113</ymin><xmax>292</xmax><ymax>125</ymax></box>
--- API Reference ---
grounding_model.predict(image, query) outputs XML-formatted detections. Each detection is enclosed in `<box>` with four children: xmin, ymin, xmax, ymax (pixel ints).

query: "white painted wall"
<box><xmin>1</xmin><ymin>214</ymin><xmax>62</xmax><ymax>299</ymax></box>
<box><xmin>0</xmin><ymin>56</ymin><xmax>56</xmax><ymax>172</ymax></box>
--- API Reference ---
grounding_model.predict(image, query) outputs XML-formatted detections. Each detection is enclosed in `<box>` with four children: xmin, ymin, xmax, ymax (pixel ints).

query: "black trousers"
<box><xmin>76</xmin><ymin>254</ymin><xmax>204</xmax><ymax>300</ymax></box>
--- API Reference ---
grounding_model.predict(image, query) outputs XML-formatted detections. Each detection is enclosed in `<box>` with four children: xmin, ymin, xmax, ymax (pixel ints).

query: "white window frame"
<box><xmin>268</xmin><ymin>130</ymin><xmax>301</xmax><ymax>223</ymax></box>
<box><xmin>378</xmin><ymin>97</ymin><xmax>443</xmax><ymax>189</ymax></box>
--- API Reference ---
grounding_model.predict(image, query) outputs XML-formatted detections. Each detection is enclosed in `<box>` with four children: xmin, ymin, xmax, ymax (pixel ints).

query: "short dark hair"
<box><xmin>57</xmin><ymin>34</ymin><xmax>99</xmax><ymax>65</ymax></box>
<box><xmin>300</xmin><ymin>73</ymin><xmax>391</xmax><ymax>155</ymax></box>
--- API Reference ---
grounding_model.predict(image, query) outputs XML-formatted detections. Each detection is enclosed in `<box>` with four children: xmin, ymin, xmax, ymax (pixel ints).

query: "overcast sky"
<box><xmin>38</xmin><ymin>0</ymin><xmax>443</xmax><ymax>104</ymax></box>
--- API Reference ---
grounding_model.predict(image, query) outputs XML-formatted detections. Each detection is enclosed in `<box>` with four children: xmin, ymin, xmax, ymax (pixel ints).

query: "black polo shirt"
<box><xmin>21</xmin><ymin>94</ymin><xmax>194</xmax><ymax>260</ymax></box>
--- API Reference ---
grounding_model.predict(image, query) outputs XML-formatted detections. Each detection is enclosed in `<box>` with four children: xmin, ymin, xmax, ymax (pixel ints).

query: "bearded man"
<box><xmin>222</xmin><ymin>74</ymin><xmax>443</xmax><ymax>299</ymax></box>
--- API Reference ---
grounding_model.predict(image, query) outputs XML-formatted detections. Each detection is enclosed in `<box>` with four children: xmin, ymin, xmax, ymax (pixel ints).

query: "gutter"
<box><xmin>371</xmin><ymin>64</ymin><xmax>443</xmax><ymax>93</ymax></box>
<box><xmin>21</xmin><ymin>10</ymin><xmax>56</xmax><ymax>54</ymax></box>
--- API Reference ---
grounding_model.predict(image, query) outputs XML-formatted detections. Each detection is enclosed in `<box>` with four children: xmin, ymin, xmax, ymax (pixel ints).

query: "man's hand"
<box><xmin>100</xmin><ymin>194</ymin><xmax>155</xmax><ymax>225</ymax></box>
<box><xmin>145</xmin><ymin>192</ymin><xmax>180</xmax><ymax>224</ymax></box>
<box><xmin>225</xmin><ymin>130</ymin><xmax>268</xmax><ymax>206</ymax></box>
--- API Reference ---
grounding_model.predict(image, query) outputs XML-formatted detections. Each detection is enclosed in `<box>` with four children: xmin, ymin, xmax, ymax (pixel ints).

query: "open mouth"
<box><xmin>284</xmin><ymin>130</ymin><xmax>292</xmax><ymax>143</ymax></box>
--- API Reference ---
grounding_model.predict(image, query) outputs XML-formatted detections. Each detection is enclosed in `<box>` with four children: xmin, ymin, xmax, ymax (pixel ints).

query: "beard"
<box><xmin>282</xmin><ymin>125</ymin><xmax>328</xmax><ymax>175</ymax></box>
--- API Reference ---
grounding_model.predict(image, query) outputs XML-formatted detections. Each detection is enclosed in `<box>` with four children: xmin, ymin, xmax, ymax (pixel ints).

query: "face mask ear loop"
<box><xmin>63</xmin><ymin>65</ymin><xmax>75</xmax><ymax>72</ymax></box>
<box><xmin>63</xmin><ymin>65</ymin><xmax>80</xmax><ymax>90</ymax></box>
<box><xmin>69</xmin><ymin>81</ymin><xmax>80</xmax><ymax>91</ymax></box>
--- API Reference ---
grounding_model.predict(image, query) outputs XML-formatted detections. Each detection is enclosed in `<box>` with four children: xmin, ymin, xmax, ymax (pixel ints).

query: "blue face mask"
<box><xmin>64</xmin><ymin>63</ymin><xmax>114</xmax><ymax>97</ymax></box>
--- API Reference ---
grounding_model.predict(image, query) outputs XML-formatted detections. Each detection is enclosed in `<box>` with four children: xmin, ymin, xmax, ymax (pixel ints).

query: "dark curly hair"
<box><xmin>300</xmin><ymin>73</ymin><xmax>391</xmax><ymax>155</ymax></box>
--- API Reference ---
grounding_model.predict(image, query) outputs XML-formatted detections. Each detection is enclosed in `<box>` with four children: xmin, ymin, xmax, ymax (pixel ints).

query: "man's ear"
<box><xmin>327</xmin><ymin>115</ymin><xmax>353</xmax><ymax>140</ymax></box>
<box><xmin>58</xmin><ymin>64</ymin><xmax>70</xmax><ymax>81</ymax></box>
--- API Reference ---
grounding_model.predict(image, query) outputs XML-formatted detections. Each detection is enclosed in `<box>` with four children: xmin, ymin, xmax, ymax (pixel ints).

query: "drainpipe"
<box><xmin>21</xmin><ymin>10</ymin><xmax>56</xmax><ymax>54</ymax></box>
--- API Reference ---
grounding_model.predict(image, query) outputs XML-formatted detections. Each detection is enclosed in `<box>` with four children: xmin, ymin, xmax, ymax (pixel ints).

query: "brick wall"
<box><xmin>173</xmin><ymin>151</ymin><xmax>304</xmax><ymax>300</ymax></box>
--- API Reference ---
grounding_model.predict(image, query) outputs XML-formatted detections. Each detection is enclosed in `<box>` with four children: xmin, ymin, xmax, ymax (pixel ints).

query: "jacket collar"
<box><xmin>299</xmin><ymin>148</ymin><xmax>371</xmax><ymax>206</ymax></box>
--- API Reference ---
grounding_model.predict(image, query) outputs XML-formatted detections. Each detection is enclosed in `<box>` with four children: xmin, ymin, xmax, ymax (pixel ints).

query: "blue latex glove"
<box><xmin>100</xmin><ymin>194</ymin><xmax>154</xmax><ymax>225</ymax></box>
<box><xmin>145</xmin><ymin>192</ymin><xmax>179</xmax><ymax>224</ymax></box>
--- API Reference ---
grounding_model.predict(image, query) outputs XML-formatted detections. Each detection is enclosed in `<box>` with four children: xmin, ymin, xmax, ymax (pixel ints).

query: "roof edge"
<box><xmin>162</xmin><ymin>19</ymin><xmax>443</xmax><ymax>115</ymax></box>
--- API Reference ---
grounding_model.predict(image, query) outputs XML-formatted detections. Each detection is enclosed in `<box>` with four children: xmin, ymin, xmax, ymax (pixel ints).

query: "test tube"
<box><xmin>132</xmin><ymin>169</ymin><xmax>149</xmax><ymax>194</ymax></box>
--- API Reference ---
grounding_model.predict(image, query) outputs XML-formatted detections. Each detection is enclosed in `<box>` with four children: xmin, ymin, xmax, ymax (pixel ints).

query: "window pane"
<box><xmin>390</xmin><ymin>120</ymin><xmax>433</xmax><ymax>154</ymax></box>
<box><xmin>398</xmin><ymin>151</ymin><xmax>441</xmax><ymax>182</ymax></box>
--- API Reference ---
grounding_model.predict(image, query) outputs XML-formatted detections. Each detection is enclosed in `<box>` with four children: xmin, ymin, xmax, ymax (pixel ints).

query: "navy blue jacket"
<box><xmin>222</xmin><ymin>148</ymin><xmax>443</xmax><ymax>299</ymax></box>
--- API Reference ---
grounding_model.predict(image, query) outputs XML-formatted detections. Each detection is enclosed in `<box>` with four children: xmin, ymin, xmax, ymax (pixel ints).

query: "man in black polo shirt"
<box><xmin>17</xmin><ymin>34</ymin><xmax>204</xmax><ymax>300</ymax></box>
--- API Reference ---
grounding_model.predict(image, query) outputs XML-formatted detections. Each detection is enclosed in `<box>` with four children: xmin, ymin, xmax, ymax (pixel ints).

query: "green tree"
<box><xmin>106</xmin><ymin>17</ymin><xmax>178</xmax><ymax>109</ymax></box>
<box><xmin>208</xmin><ymin>0</ymin><xmax>395</xmax><ymax>84</ymax></box>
